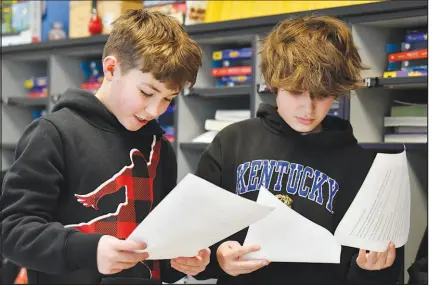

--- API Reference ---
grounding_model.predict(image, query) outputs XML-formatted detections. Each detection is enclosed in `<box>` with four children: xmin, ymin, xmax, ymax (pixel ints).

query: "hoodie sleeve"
<box><xmin>193</xmin><ymin>135</ymin><xmax>226</xmax><ymax>280</ymax></box>
<box><xmin>158</xmin><ymin>139</ymin><xmax>187</xmax><ymax>284</ymax></box>
<box><xmin>0</xmin><ymin>118</ymin><xmax>103</xmax><ymax>275</ymax></box>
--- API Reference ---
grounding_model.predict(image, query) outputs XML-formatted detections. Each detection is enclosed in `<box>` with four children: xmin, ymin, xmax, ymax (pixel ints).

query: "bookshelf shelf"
<box><xmin>1</xmin><ymin>143</ymin><xmax>17</xmax><ymax>152</ymax></box>
<box><xmin>182</xmin><ymin>86</ymin><xmax>251</xmax><ymax>97</ymax></box>
<box><xmin>364</xmin><ymin>76</ymin><xmax>427</xmax><ymax>90</ymax></box>
<box><xmin>360</xmin><ymin>142</ymin><xmax>427</xmax><ymax>152</ymax></box>
<box><xmin>2</xmin><ymin>97</ymin><xmax>49</xmax><ymax>108</ymax></box>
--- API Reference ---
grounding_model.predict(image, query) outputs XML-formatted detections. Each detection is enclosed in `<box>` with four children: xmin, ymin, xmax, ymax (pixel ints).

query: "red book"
<box><xmin>388</xmin><ymin>49</ymin><xmax>427</xmax><ymax>62</ymax></box>
<box><xmin>211</xmin><ymin>66</ymin><xmax>252</xmax><ymax>76</ymax></box>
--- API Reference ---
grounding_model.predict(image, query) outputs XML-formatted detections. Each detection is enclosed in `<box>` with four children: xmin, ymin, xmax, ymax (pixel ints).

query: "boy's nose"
<box><xmin>146</xmin><ymin>101</ymin><xmax>160</xmax><ymax>118</ymax></box>
<box><xmin>303</xmin><ymin>97</ymin><xmax>315</xmax><ymax>114</ymax></box>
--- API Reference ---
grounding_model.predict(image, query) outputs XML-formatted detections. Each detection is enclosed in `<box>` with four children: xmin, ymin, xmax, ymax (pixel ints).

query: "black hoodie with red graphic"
<box><xmin>1</xmin><ymin>89</ymin><xmax>184</xmax><ymax>284</ymax></box>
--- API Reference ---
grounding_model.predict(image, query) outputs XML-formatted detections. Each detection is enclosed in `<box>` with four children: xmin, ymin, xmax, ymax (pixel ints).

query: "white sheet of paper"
<box><xmin>243</xmin><ymin>186</ymin><xmax>341</xmax><ymax>263</ymax></box>
<box><xmin>334</xmin><ymin>150</ymin><xmax>411</xmax><ymax>252</ymax></box>
<box><xmin>127</xmin><ymin>173</ymin><xmax>274</xmax><ymax>260</ymax></box>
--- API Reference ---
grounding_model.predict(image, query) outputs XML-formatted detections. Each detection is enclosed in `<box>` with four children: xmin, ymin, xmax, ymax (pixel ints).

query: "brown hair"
<box><xmin>260</xmin><ymin>15</ymin><xmax>367</xmax><ymax>98</ymax></box>
<box><xmin>103</xmin><ymin>9</ymin><xmax>203</xmax><ymax>91</ymax></box>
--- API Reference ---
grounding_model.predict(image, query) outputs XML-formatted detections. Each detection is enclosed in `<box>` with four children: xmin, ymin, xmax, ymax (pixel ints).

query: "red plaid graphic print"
<box><xmin>66</xmin><ymin>136</ymin><xmax>162</xmax><ymax>280</ymax></box>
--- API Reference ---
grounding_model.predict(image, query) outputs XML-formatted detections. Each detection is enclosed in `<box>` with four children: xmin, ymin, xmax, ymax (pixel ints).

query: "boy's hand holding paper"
<box><xmin>97</xmin><ymin>235</ymin><xmax>149</xmax><ymax>275</ymax></box>
<box><xmin>216</xmin><ymin>241</ymin><xmax>269</xmax><ymax>276</ymax></box>
<box><xmin>170</xmin><ymin>248</ymin><xmax>211</xmax><ymax>276</ymax></box>
<box><xmin>356</xmin><ymin>243</ymin><xmax>396</xmax><ymax>271</ymax></box>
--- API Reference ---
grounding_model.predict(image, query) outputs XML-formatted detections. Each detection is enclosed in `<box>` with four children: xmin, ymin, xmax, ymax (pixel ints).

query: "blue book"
<box><xmin>405</xmin><ymin>32</ymin><xmax>427</xmax><ymax>43</ymax></box>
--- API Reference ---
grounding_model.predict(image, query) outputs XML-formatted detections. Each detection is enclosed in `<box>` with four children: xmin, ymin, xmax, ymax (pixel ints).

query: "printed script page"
<box><xmin>334</xmin><ymin>151</ymin><xmax>411</xmax><ymax>252</ymax></box>
<box><xmin>128</xmin><ymin>174</ymin><xmax>274</xmax><ymax>260</ymax></box>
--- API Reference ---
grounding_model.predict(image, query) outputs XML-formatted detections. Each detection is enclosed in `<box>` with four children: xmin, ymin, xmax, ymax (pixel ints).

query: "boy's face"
<box><xmin>276</xmin><ymin>89</ymin><xmax>335</xmax><ymax>133</ymax></box>
<box><xmin>102</xmin><ymin>57</ymin><xmax>179</xmax><ymax>131</ymax></box>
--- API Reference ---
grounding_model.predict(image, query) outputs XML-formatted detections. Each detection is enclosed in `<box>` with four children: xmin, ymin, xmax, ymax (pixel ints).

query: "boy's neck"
<box><xmin>94</xmin><ymin>80</ymin><xmax>114</xmax><ymax>115</ymax></box>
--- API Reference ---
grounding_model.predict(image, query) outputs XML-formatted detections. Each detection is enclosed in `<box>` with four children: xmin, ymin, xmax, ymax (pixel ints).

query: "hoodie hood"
<box><xmin>52</xmin><ymin>88</ymin><xmax>164</xmax><ymax>136</ymax></box>
<box><xmin>257</xmin><ymin>103</ymin><xmax>357</xmax><ymax>149</ymax></box>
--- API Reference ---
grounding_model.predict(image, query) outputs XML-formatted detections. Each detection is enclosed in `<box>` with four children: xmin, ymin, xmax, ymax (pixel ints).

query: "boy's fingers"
<box><xmin>172</xmin><ymin>256</ymin><xmax>202</xmax><ymax>267</ymax></box>
<box><xmin>230</xmin><ymin>244</ymin><xmax>261</xmax><ymax>258</ymax></box>
<box><xmin>198</xmin><ymin>248</ymin><xmax>211</xmax><ymax>260</ymax></box>
<box><xmin>117</xmin><ymin>250</ymin><xmax>149</xmax><ymax>263</ymax></box>
<box><xmin>357</xmin><ymin>249</ymin><xmax>367</xmax><ymax>265</ymax></box>
<box><xmin>367</xmin><ymin>251</ymin><xmax>378</xmax><ymax>266</ymax></box>
<box><xmin>114</xmin><ymin>240</ymin><xmax>147</xmax><ymax>251</ymax></box>
<box><xmin>171</xmin><ymin>261</ymin><xmax>200</xmax><ymax>276</ymax></box>
<box><xmin>385</xmin><ymin>243</ymin><xmax>396</xmax><ymax>267</ymax></box>
<box><xmin>234</xmin><ymin>260</ymin><xmax>269</xmax><ymax>271</ymax></box>
<box><xmin>171</xmin><ymin>260</ymin><xmax>202</xmax><ymax>270</ymax></box>
<box><xmin>376</xmin><ymin>251</ymin><xmax>387</xmax><ymax>268</ymax></box>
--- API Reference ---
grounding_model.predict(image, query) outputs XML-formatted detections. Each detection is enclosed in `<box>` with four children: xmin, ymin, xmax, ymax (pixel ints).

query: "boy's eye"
<box><xmin>141</xmin><ymin>90</ymin><xmax>153</xmax><ymax>97</ymax></box>
<box><xmin>164</xmin><ymin>98</ymin><xmax>172</xmax><ymax>102</ymax></box>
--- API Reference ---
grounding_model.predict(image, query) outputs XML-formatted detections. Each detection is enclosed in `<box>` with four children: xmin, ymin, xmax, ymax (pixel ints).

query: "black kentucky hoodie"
<box><xmin>195</xmin><ymin>103</ymin><xmax>403</xmax><ymax>284</ymax></box>
<box><xmin>1</xmin><ymin>89</ymin><xmax>184</xmax><ymax>284</ymax></box>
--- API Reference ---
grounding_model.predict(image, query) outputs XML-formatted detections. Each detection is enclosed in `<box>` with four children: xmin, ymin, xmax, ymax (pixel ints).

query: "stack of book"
<box><xmin>211</xmin><ymin>48</ymin><xmax>252</xmax><ymax>87</ymax></box>
<box><xmin>384</xmin><ymin>30</ymin><xmax>427</xmax><ymax>78</ymax></box>
<box><xmin>192</xmin><ymin>110</ymin><xmax>250</xmax><ymax>143</ymax></box>
<box><xmin>25</xmin><ymin>76</ymin><xmax>48</xmax><ymax>98</ymax></box>
<box><xmin>383</xmin><ymin>101</ymin><xmax>427</xmax><ymax>143</ymax></box>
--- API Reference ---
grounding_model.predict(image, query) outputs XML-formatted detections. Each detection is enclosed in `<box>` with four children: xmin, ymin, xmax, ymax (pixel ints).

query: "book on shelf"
<box><xmin>383</xmin><ymin>70</ymin><xmax>427</xmax><ymax>78</ymax></box>
<box><xmin>192</xmin><ymin>131</ymin><xmax>218</xmax><ymax>143</ymax></box>
<box><xmin>388</xmin><ymin>49</ymin><xmax>427</xmax><ymax>62</ymax></box>
<box><xmin>215</xmin><ymin>110</ymin><xmax>250</xmax><ymax>121</ymax></box>
<box><xmin>390</xmin><ymin>104</ymin><xmax>427</xmax><ymax>117</ymax></box>
<box><xmin>192</xmin><ymin>109</ymin><xmax>250</xmax><ymax>143</ymax></box>
<box><xmin>384</xmin><ymin>116</ymin><xmax>427</xmax><ymax>127</ymax></box>
<box><xmin>405</xmin><ymin>31</ymin><xmax>427</xmax><ymax>43</ymax></box>
<box><xmin>204</xmin><ymin>119</ymin><xmax>238</xmax><ymax>131</ymax></box>
<box><xmin>384</xmin><ymin>133</ymin><xmax>427</xmax><ymax>143</ymax></box>
<box><xmin>394</xmin><ymin>126</ymin><xmax>427</xmax><ymax>134</ymax></box>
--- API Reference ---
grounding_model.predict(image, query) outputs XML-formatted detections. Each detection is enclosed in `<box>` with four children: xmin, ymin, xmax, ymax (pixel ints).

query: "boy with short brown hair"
<box><xmin>195</xmin><ymin>15</ymin><xmax>402</xmax><ymax>284</ymax></box>
<box><xmin>1</xmin><ymin>9</ymin><xmax>209</xmax><ymax>285</ymax></box>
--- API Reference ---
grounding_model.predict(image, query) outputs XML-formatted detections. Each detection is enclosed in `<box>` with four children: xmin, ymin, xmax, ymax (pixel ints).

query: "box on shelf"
<box><xmin>69</xmin><ymin>1</ymin><xmax>143</xmax><ymax>39</ymax></box>
<box><xmin>1</xmin><ymin>0</ymin><xmax>42</xmax><ymax>46</ymax></box>
<box><xmin>41</xmin><ymin>0</ymin><xmax>69</xmax><ymax>41</ymax></box>
<box><xmin>25</xmin><ymin>76</ymin><xmax>48</xmax><ymax>98</ymax></box>
<box><xmin>185</xmin><ymin>1</ymin><xmax>207</xmax><ymax>25</ymax></box>
<box><xmin>146</xmin><ymin>1</ymin><xmax>186</xmax><ymax>25</ymax></box>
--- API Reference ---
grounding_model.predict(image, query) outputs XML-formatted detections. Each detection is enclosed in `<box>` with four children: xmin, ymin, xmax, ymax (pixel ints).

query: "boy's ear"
<box><xmin>102</xmin><ymin>56</ymin><xmax>118</xmax><ymax>81</ymax></box>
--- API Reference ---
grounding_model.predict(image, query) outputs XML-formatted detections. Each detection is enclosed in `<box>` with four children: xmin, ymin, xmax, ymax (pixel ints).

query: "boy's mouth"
<box><xmin>296</xmin><ymin>117</ymin><xmax>314</xmax><ymax>125</ymax></box>
<box><xmin>134</xmin><ymin>115</ymin><xmax>148</xmax><ymax>125</ymax></box>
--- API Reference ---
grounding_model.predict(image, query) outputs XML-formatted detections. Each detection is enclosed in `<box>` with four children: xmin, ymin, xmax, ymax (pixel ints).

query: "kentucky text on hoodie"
<box><xmin>236</xmin><ymin>160</ymin><xmax>339</xmax><ymax>213</ymax></box>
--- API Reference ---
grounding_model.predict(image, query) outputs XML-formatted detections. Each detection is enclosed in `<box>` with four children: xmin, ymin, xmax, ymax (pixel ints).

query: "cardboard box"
<box><xmin>69</xmin><ymin>1</ymin><xmax>143</xmax><ymax>39</ymax></box>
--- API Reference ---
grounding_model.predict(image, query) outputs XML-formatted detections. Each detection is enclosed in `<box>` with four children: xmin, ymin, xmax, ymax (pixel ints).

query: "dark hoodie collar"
<box><xmin>257</xmin><ymin>103</ymin><xmax>357</xmax><ymax>149</ymax></box>
<box><xmin>52</xmin><ymin>88</ymin><xmax>164</xmax><ymax>136</ymax></box>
